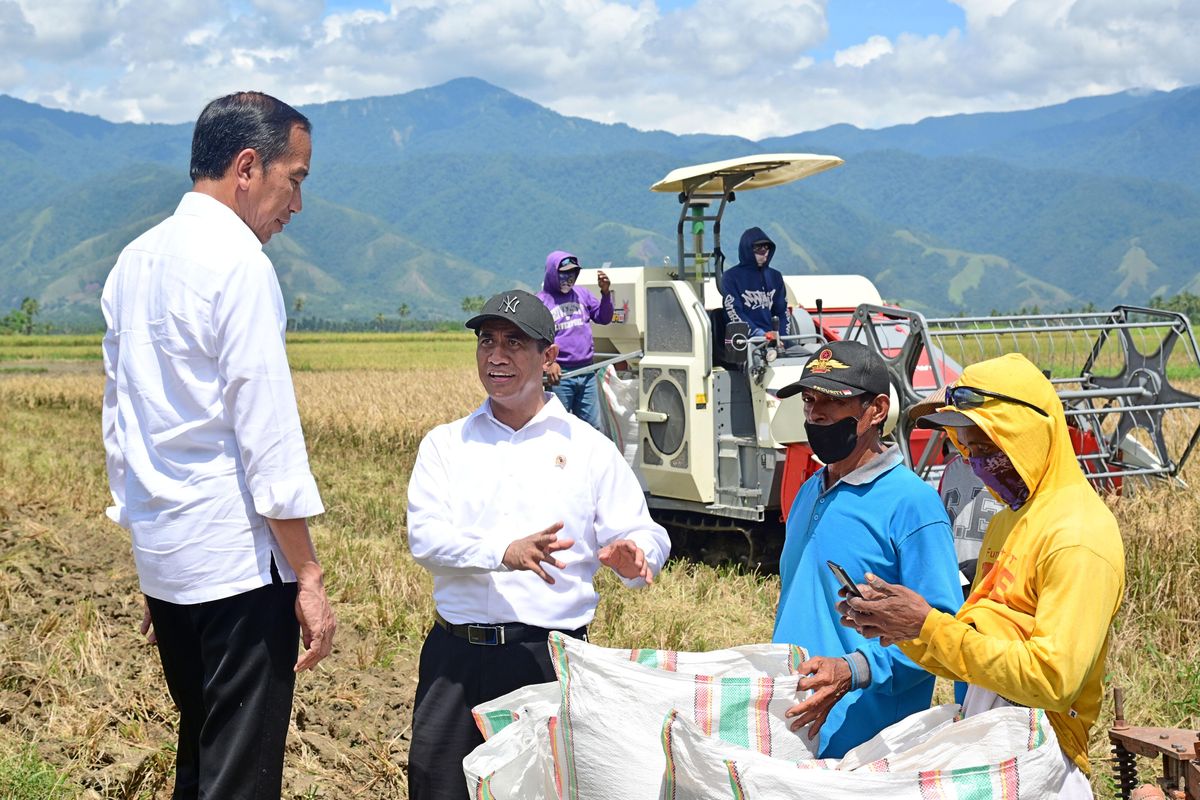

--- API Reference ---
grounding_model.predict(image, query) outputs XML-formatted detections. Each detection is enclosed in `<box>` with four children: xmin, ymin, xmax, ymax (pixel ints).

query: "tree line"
<box><xmin>0</xmin><ymin>298</ymin><xmax>43</xmax><ymax>334</ymax></box>
<box><xmin>6</xmin><ymin>291</ymin><xmax>1200</xmax><ymax>336</ymax></box>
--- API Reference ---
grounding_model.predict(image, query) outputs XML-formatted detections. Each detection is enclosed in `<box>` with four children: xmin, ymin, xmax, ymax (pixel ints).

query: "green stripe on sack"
<box><xmin>483</xmin><ymin>710</ymin><xmax>514</xmax><ymax>736</ymax></box>
<box><xmin>789</xmin><ymin>645</ymin><xmax>803</xmax><ymax>674</ymax></box>
<box><xmin>724</xmin><ymin>761</ymin><xmax>747</xmax><ymax>800</ymax></box>
<box><xmin>635</xmin><ymin>649</ymin><xmax>661</xmax><ymax>668</ymax></box>
<box><xmin>940</xmin><ymin>762</ymin><xmax>998</xmax><ymax>800</ymax></box>
<box><xmin>660</xmin><ymin>710</ymin><xmax>678</xmax><ymax>800</ymax></box>
<box><xmin>548</xmin><ymin>634</ymin><xmax>581</xmax><ymax>800</ymax></box>
<box><xmin>475</xmin><ymin>774</ymin><xmax>496</xmax><ymax>800</ymax></box>
<box><xmin>716</xmin><ymin>677</ymin><xmax>752</xmax><ymax>749</ymax></box>
<box><xmin>1032</xmin><ymin>709</ymin><xmax>1048</xmax><ymax>749</ymax></box>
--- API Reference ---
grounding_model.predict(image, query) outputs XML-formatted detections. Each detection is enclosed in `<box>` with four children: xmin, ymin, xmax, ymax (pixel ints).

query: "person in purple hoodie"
<box><xmin>537</xmin><ymin>250</ymin><xmax>613</xmax><ymax>429</ymax></box>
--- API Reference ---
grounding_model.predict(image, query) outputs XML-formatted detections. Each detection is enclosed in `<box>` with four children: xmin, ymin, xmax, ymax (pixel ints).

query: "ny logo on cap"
<box><xmin>502</xmin><ymin>295</ymin><xmax>521</xmax><ymax>314</ymax></box>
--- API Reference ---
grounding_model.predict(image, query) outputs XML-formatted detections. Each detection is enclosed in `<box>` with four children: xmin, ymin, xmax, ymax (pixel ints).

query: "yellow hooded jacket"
<box><xmin>898</xmin><ymin>353</ymin><xmax>1125</xmax><ymax>774</ymax></box>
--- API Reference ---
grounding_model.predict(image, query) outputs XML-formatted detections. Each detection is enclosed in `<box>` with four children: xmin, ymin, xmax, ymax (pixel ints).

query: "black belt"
<box><xmin>434</xmin><ymin>613</ymin><xmax>587</xmax><ymax>647</ymax></box>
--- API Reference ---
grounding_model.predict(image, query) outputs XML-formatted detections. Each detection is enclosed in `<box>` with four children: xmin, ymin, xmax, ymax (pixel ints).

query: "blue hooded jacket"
<box><xmin>536</xmin><ymin>250</ymin><xmax>613</xmax><ymax>368</ymax></box>
<box><xmin>721</xmin><ymin>227</ymin><xmax>788</xmax><ymax>336</ymax></box>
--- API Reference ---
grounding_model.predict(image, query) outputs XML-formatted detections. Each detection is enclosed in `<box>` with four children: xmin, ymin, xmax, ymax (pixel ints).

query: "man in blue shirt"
<box><xmin>774</xmin><ymin>340</ymin><xmax>962</xmax><ymax>757</ymax></box>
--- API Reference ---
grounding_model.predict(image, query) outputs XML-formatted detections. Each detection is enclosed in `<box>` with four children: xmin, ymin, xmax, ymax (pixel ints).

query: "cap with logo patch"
<box><xmin>464</xmin><ymin>289</ymin><xmax>556</xmax><ymax>343</ymax></box>
<box><xmin>776</xmin><ymin>340</ymin><xmax>889</xmax><ymax>399</ymax></box>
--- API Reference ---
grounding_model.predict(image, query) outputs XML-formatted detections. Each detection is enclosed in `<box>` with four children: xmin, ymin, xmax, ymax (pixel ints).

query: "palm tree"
<box><xmin>19</xmin><ymin>297</ymin><xmax>38</xmax><ymax>335</ymax></box>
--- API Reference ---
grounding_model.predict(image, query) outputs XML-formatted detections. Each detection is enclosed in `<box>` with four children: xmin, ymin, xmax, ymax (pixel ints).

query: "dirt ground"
<box><xmin>0</xmin><ymin>513</ymin><xmax>419</xmax><ymax>799</ymax></box>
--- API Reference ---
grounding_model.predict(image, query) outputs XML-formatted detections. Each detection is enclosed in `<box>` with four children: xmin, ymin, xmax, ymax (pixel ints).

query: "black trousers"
<box><xmin>408</xmin><ymin>622</ymin><xmax>584</xmax><ymax>800</ymax></box>
<box><xmin>146</xmin><ymin>576</ymin><xmax>299</xmax><ymax>800</ymax></box>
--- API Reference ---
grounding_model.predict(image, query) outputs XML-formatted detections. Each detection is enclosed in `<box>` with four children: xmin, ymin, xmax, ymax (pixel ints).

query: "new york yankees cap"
<box><xmin>464</xmin><ymin>289</ymin><xmax>556</xmax><ymax>343</ymax></box>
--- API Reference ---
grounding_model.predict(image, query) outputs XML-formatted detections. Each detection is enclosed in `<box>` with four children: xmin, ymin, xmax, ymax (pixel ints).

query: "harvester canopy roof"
<box><xmin>649</xmin><ymin>153</ymin><xmax>844</xmax><ymax>195</ymax></box>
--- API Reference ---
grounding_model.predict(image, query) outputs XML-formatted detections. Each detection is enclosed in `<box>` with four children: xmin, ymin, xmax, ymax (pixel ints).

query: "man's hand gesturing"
<box><xmin>598</xmin><ymin>539</ymin><xmax>653</xmax><ymax>583</ymax></box>
<box><xmin>503</xmin><ymin>522</ymin><xmax>575</xmax><ymax>584</ymax></box>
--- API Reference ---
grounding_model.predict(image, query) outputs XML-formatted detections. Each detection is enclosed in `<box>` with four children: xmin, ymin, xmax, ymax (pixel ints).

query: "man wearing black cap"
<box><xmin>771</xmin><ymin>340</ymin><xmax>962</xmax><ymax>758</ymax></box>
<box><xmin>405</xmin><ymin>289</ymin><xmax>671</xmax><ymax>800</ymax></box>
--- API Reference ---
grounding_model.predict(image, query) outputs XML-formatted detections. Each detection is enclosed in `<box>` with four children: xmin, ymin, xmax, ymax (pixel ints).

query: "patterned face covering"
<box><xmin>968</xmin><ymin>451</ymin><xmax>1030</xmax><ymax>510</ymax></box>
<box><xmin>559</xmin><ymin>271</ymin><xmax>579</xmax><ymax>293</ymax></box>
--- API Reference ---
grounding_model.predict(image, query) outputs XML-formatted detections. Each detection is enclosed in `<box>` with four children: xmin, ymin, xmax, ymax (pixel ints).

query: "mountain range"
<box><xmin>2</xmin><ymin>77</ymin><xmax>1199</xmax><ymax>327</ymax></box>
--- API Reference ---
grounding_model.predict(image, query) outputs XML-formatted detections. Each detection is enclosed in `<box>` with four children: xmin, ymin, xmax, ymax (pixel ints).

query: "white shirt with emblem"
<box><xmin>102</xmin><ymin>192</ymin><xmax>324</xmax><ymax>605</ymax></box>
<box><xmin>407</xmin><ymin>394</ymin><xmax>670</xmax><ymax>630</ymax></box>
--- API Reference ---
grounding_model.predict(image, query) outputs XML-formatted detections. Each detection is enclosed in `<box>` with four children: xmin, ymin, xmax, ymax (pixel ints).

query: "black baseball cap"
<box><xmin>776</xmin><ymin>340</ymin><xmax>890</xmax><ymax>399</ymax></box>
<box><xmin>464</xmin><ymin>289</ymin><xmax>556</xmax><ymax>343</ymax></box>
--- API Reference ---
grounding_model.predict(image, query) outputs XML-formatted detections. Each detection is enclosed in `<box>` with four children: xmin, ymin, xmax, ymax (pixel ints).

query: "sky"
<box><xmin>1</xmin><ymin>0</ymin><xmax>1198</xmax><ymax>139</ymax></box>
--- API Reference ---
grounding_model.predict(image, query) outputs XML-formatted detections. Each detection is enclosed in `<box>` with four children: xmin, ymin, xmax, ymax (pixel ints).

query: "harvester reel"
<box><xmin>846</xmin><ymin>304</ymin><xmax>1200</xmax><ymax>486</ymax></box>
<box><xmin>1085</xmin><ymin>316</ymin><xmax>1200</xmax><ymax>476</ymax></box>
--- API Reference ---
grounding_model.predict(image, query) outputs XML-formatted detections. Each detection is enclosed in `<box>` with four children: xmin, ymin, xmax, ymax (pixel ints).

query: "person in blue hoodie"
<box><xmin>537</xmin><ymin>250</ymin><xmax>612</xmax><ymax>429</ymax></box>
<box><xmin>722</xmin><ymin>227</ymin><xmax>789</xmax><ymax>339</ymax></box>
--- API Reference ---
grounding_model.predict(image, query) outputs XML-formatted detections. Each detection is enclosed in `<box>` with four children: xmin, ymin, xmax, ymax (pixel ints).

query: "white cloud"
<box><xmin>0</xmin><ymin>0</ymin><xmax>1198</xmax><ymax>137</ymax></box>
<box><xmin>0</xmin><ymin>1</ymin><xmax>34</xmax><ymax>55</ymax></box>
<box><xmin>834</xmin><ymin>35</ymin><xmax>893</xmax><ymax>68</ymax></box>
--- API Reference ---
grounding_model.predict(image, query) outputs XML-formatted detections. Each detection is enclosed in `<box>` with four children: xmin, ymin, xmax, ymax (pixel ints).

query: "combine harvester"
<box><xmin>572</xmin><ymin>154</ymin><xmax>1200</xmax><ymax>567</ymax></box>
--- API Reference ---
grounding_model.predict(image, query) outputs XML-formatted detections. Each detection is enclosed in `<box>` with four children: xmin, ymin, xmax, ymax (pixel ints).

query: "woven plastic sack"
<box><xmin>599</xmin><ymin>366</ymin><xmax>643</xmax><ymax>481</ymax></box>
<box><xmin>583</xmin><ymin>638</ymin><xmax>809</xmax><ymax>677</ymax></box>
<box><xmin>464</xmin><ymin>709</ymin><xmax>558</xmax><ymax>799</ymax></box>
<box><xmin>660</xmin><ymin>709</ymin><xmax>841</xmax><ymax>800</ymax></box>
<box><xmin>835</xmin><ymin>703</ymin><xmax>959</xmax><ymax>771</ymax></box>
<box><xmin>471</xmin><ymin>640</ymin><xmax>800</xmax><ymax>742</ymax></box>
<box><xmin>472</xmin><ymin>681</ymin><xmax>560</xmax><ymax>740</ymax></box>
<box><xmin>658</xmin><ymin>706</ymin><xmax>960</xmax><ymax>798</ymax></box>
<box><xmin>548</xmin><ymin>632</ymin><xmax>817</xmax><ymax>799</ymax></box>
<box><xmin>719</xmin><ymin>706</ymin><xmax>1068</xmax><ymax>798</ymax></box>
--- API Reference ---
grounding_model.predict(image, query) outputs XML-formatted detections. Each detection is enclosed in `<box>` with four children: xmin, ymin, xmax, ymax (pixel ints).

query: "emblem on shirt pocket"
<box><xmin>554</xmin><ymin>455</ymin><xmax>567</xmax><ymax>469</ymax></box>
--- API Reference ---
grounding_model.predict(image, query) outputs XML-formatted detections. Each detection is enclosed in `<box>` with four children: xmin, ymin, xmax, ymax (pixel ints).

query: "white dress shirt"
<box><xmin>407</xmin><ymin>394</ymin><xmax>670</xmax><ymax>630</ymax></box>
<box><xmin>102</xmin><ymin>192</ymin><xmax>324</xmax><ymax>605</ymax></box>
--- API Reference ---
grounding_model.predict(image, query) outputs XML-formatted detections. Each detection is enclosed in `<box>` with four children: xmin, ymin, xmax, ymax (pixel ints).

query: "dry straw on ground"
<box><xmin>2</xmin><ymin>361</ymin><xmax>1198</xmax><ymax>799</ymax></box>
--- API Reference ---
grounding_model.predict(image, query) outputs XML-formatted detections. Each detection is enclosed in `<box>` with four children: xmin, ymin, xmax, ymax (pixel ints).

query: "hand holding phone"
<box><xmin>826</xmin><ymin>560</ymin><xmax>863</xmax><ymax>599</ymax></box>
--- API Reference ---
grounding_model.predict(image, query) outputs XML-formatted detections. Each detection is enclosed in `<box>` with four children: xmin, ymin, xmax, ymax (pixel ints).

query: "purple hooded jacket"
<box><xmin>536</xmin><ymin>250</ymin><xmax>613</xmax><ymax>369</ymax></box>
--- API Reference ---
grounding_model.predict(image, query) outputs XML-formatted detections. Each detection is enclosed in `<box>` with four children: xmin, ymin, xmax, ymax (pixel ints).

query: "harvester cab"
<box><xmin>576</xmin><ymin>154</ymin><xmax>872</xmax><ymax>563</ymax></box>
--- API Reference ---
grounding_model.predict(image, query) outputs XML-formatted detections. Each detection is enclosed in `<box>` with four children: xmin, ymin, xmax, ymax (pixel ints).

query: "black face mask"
<box><xmin>805</xmin><ymin>416</ymin><xmax>860</xmax><ymax>465</ymax></box>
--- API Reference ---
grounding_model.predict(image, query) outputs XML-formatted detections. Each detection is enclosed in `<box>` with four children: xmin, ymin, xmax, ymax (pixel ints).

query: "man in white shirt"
<box><xmin>406</xmin><ymin>289</ymin><xmax>671</xmax><ymax>800</ymax></box>
<box><xmin>101</xmin><ymin>92</ymin><xmax>335</xmax><ymax>800</ymax></box>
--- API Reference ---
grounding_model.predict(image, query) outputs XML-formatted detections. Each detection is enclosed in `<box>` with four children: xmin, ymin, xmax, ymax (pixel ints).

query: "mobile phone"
<box><xmin>826</xmin><ymin>560</ymin><xmax>863</xmax><ymax>599</ymax></box>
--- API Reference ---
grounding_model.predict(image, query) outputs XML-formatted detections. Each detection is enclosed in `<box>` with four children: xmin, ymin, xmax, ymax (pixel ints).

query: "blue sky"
<box><xmin>815</xmin><ymin>0</ymin><xmax>964</xmax><ymax>59</ymax></box>
<box><xmin>317</xmin><ymin>0</ymin><xmax>968</xmax><ymax>64</ymax></box>
<box><xmin>0</xmin><ymin>1</ymin><xmax>1195</xmax><ymax>138</ymax></box>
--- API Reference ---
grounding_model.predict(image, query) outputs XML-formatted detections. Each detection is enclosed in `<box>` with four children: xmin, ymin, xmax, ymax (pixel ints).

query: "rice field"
<box><xmin>1</xmin><ymin>332</ymin><xmax>1197</xmax><ymax>798</ymax></box>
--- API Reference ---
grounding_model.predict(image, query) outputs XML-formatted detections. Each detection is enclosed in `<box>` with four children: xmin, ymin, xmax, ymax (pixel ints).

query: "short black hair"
<box><xmin>189</xmin><ymin>91</ymin><xmax>311</xmax><ymax>183</ymax></box>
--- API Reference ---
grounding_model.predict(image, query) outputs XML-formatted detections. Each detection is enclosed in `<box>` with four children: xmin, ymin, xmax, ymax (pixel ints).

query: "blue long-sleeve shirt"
<box><xmin>773</xmin><ymin>446</ymin><xmax>962</xmax><ymax>757</ymax></box>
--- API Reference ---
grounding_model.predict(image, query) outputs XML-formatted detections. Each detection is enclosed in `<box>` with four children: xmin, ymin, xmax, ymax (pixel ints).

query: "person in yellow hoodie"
<box><xmin>837</xmin><ymin>353</ymin><xmax>1125</xmax><ymax>798</ymax></box>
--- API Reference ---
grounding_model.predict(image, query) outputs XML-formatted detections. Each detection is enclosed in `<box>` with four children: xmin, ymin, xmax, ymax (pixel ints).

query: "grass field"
<box><xmin>1</xmin><ymin>332</ymin><xmax>1198</xmax><ymax>798</ymax></box>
